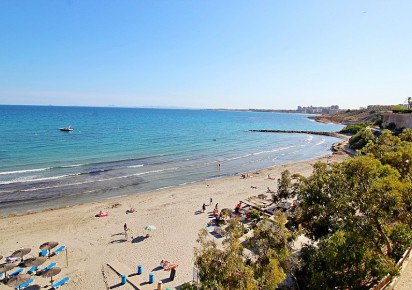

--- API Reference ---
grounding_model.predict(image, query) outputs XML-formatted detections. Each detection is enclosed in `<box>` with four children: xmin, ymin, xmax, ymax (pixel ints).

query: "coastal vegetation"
<box><xmin>312</xmin><ymin>109</ymin><xmax>381</xmax><ymax>125</ymax></box>
<box><xmin>193</xmin><ymin>128</ymin><xmax>412</xmax><ymax>289</ymax></box>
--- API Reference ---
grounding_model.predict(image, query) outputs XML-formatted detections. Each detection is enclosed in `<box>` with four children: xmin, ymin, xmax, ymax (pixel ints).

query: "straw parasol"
<box><xmin>39</xmin><ymin>241</ymin><xmax>58</xmax><ymax>256</ymax></box>
<box><xmin>22</xmin><ymin>257</ymin><xmax>46</xmax><ymax>268</ymax></box>
<box><xmin>42</xmin><ymin>267</ymin><xmax>61</xmax><ymax>283</ymax></box>
<box><xmin>39</xmin><ymin>241</ymin><xmax>58</xmax><ymax>251</ymax></box>
<box><xmin>6</xmin><ymin>273</ymin><xmax>31</xmax><ymax>288</ymax></box>
<box><xmin>10</xmin><ymin>248</ymin><xmax>31</xmax><ymax>262</ymax></box>
<box><xmin>0</xmin><ymin>262</ymin><xmax>17</xmax><ymax>275</ymax></box>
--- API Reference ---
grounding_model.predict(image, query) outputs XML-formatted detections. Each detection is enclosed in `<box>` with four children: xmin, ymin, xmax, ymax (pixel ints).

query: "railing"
<box><xmin>370</xmin><ymin>245</ymin><xmax>412</xmax><ymax>290</ymax></box>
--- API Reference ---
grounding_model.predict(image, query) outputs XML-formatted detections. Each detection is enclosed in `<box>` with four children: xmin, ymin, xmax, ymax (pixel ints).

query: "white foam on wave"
<box><xmin>304</xmin><ymin>135</ymin><xmax>314</xmax><ymax>143</ymax></box>
<box><xmin>126</xmin><ymin>164</ymin><xmax>144</xmax><ymax>169</ymax></box>
<box><xmin>315</xmin><ymin>138</ymin><xmax>326</xmax><ymax>145</ymax></box>
<box><xmin>0</xmin><ymin>173</ymin><xmax>78</xmax><ymax>185</ymax></box>
<box><xmin>0</xmin><ymin>167</ymin><xmax>49</xmax><ymax>175</ymax></box>
<box><xmin>59</xmin><ymin>164</ymin><xmax>84</xmax><ymax>168</ymax></box>
<box><xmin>253</xmin><ymin>145</ymin><xmax>295</xmax><ymax>156</ymax></box>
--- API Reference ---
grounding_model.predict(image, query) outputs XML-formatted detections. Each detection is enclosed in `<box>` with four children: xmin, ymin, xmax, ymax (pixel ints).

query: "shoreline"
<box><xmin>1</xmin><ymin>134</ymin><xmax>348</xmax><ymax>218</ymax></box>
<box><xmin>0</xmin><ymin>145</ymin><xmax>350</xmax><ymax>289</ymax></box>
<box><xmin>0</xmin><ymin>139</ymin><xmax>349</xmax><ymax>219</ymax></box>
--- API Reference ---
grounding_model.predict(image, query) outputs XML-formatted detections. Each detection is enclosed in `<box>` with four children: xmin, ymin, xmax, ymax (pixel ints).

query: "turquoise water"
<box><xmin>0</xmin><ymin>105</ymin><xmax>343</xmax><ymax>215</ymax></box>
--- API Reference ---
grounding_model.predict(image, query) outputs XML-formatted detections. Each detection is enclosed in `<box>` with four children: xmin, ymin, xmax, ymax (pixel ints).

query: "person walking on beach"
<box><xmin>202</xmin><ymin>203</ymin><xmax>206</xmax><ymax>213</ymax></box>
<box><xmin>210</xmin><ymin>198</ymin><xmax>213</xmax><ymax>205</ymax></box>
<box><xmin>215</xmin><ymin>203</ymin><xmax>219</xmax><ymax>210</ymax></box>
<box><xmin>124</xmin><ymin>223</ymin><xmax>128</xmax><ymax>239</ymax></box>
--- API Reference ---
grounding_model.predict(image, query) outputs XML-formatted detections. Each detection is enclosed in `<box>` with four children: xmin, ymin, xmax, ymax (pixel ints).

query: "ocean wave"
<box><xmin>252</xmin><ymin>145</ymin><xmax>295</xmax><ymax>156</ymax></box>
<box><xmin>305</xmin><ymin>135</ymin><xmax>314</xmax><ymax>142</ymax></box>
<box><xmin>58</xmin><ymin>164</ymin><xmax>84</xmax><ymax>168</ymax></box>
<box><xmin>315</xmin><ymin>138</ymin><xmax>326</xmax><ymax>145</ymax></box>
<box><xmin>4</xmin><ymin>167</ymin><xmax>179</xmax><ymax>192</ymax></box>
<box><xmin>0</xmin><ymin>167</ymin><xmax>50</xmax><ymax>175</ymax></box>
<box><xmin>0</xmin><ymin>173</ymin><xmax>78</xmax><ymax>185</ymax></box>
<box><xmin>126</xmin><ymin>164</ymin><xmax>144</xmax><ymax>169</ymax></box>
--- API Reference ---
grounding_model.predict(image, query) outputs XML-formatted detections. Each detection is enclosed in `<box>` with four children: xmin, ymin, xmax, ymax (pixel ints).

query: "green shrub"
<box><xmin>349</xmin><ymin>127</ymin><xmax>374</xmax><ymax>150</ymax></box>
<box><xmin>180</xmin><ymin>283</ymin><xmax>196</xmax><ymax>290</ymax></box>
<box><xmin>250</xmin><ymin>209</ymin><xmax>260</xmax><ymax>220</ymax></box>
<box><xmin>340</xmin><ymin>123</ymin><xmax>371</xmax><ymax>134</ymax></box>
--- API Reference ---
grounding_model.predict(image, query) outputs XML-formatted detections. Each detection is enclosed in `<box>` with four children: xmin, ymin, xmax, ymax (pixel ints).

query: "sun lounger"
<box><xmin>27</xmin><ymin>266</ymin><xmax>38</xmax><ymax>275</ymax></box>
<box><xmin>39</xmin><ymin>249</ymin><xmax>48</xmax><ymax>257</ymax></box>
<box><xmin>38</xmin><ymin>262</ymin><xmax>56</xmax><ymax>274</ymax></box>
<box><xmin>16</xmin><ymin>278</ymin><xmax>34</xmax><ymax>289</ymax></box>
<box><xmin>51</xmin><ymin>276</ymin><xmax>70</xmax><ymax>289</ymax></box>
<box><xmin>51</xmin><ymin>245</ymin><xmax>66</xmax><ymax>256</ymax></box>
<box><xmin>9</xmin><ymin>268</ymin><xmax>24</xmax><ymax>277</ymax></box>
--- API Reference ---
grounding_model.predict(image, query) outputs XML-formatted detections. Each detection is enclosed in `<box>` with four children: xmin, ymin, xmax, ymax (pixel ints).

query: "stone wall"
<box><xmin>381</xmin><ymin>113</ymin><xmax>412</xmax><ymax>129</ymax></box>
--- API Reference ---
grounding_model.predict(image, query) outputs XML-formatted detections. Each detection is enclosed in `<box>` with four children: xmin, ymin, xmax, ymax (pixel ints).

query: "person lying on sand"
<box><xmin>160</xmin><ymin>259</ymin><xmax>178</xmax><ymax>271</ymax></box>
<box><xmin>96</xmin><ymin>210</ymin><xmax>108</xmax><ymax>217</ymax></box>
<box><xmin>241</xmin><ymin>173</ymin><xmax>253</xmax><ymax>179</ymax></box>
<box><xmin>126</xmin><ymin>208</ymin><xmax>136</xmax><ymax>214</ymax></box>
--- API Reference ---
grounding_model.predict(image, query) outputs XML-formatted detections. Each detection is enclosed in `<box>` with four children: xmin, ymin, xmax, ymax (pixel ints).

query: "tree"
<box><xmin>294</xmin><ymin>155</ymin><xmax>409</xmax><ymax>288</ymax></box>
<box><xmin>277</xmin><ymin>170</ymin><xmax>292</xmax><ymax>200</ymax></box>
<box><xmin>194</xmin><ymin>228</ymin><xmax>257</xmax><ymax>290</ymax></box>
<box><xmin>194</xmin><ymin>215</ymin><xmax>292</xmax><ymax>290</ymax></box>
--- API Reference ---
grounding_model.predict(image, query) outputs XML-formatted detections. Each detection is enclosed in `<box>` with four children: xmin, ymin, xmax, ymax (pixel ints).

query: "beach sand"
<box><xmin>0</xmin><ymin>149</ymin><xmax>349</xmax><ymax>289</ymax></box>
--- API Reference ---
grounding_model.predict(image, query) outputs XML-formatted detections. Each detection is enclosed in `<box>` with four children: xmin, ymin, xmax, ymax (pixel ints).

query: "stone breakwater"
<box><xmin>249</xmin><ymin>129</ymin><xmax>344</xmax><ymax>138</ymax></box>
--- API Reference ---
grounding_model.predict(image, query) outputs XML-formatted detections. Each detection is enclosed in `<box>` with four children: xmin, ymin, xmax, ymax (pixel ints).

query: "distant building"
<box><xmin>367</xmin><ymin>105</ymin><xmax>395</xmax><ymax>111</ymax></box>
<box><xmin>297</xmin><ymin>105</ymin><xmax>340</xmax><ymax>114</ymax></box>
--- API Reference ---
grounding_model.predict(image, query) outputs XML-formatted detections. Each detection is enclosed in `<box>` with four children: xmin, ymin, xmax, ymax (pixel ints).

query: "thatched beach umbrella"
<box><xmin>6</xmin><ymin>273</ymin><xmax>31</xmax><ymax>289</ymax></box>
<box><xmin>42</xmin><ymin>267</ymin><xmax>61</xmax><ymax>283</ymax></box>
<box><xmin>39</xmin><ymin>241</ymin><xmax>58</xmax><ymax>251</ymax></box>
<box><xmin>22</xmin><ymin>257</ymin><xmax>46</xmax><ymax>268</ymax></box>
<box><xmin>10</xmin><ymin>248</ymin><xmax>31</xmax><ymax>262</ymax></box>
<box><xmin>39</xmin><ymin>241</ymin><xmax>58</xmax><ymax>256</ymax></box>
<box><xmin>0</xmin><ymin>262</ymin><xmax>17</xmax><ymax>275</ymax></box>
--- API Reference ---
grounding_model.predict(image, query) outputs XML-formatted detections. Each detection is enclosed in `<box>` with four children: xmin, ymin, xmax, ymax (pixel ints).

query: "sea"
<box><xmin>0</xmin><ymin>105</ymin><xmax>343</xmax><ymax>215</ymax></box>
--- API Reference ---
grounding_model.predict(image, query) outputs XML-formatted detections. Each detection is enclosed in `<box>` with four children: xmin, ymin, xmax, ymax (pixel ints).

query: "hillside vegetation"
<box><xmin>312</xmin><ymin>109</ymin><xmax>382</xmax><ymax>125</ymax></box>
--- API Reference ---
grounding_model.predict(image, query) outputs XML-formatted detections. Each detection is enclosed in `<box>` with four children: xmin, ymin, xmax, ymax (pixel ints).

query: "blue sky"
<box><xmin>0</xmin><ymin>1</ymin><xmax>411</xmax><ymax>109</ymax></box>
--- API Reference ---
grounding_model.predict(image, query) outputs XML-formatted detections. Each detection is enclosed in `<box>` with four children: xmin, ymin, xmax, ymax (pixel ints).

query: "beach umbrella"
<box><xmin>10</xmin><ymin>248</ymin><xmax>31</xmax><ymax>261</ymax></box>
<box><xmin>144</xmin><ymin>225</ymin><xmax>156</xmax><ymax>231</ymax></box>
<box><xmin>39</xmin><ymin>241</ymin><xmax>58</xmax><ymax>251</ymax></box>
<box><xmin>6</xmin><ymin>273</ymin><xmax>31</xmax><ymax>289</ymax></box>
<box><xmin>0</xmin><ymin>262</ymin><xmax>17</xmax><ymax>275</ymax></box>
<box><xmin>22</xmin><ymin>257</ymin><xmax>46</xmax><ymax>268</ymax></box>
<box><xmin>39</xmin><ymin>241</ymin><xmax>58</xmax><ymax>256</ymax></box>
<box><xmin>42</xmin><ymin>267</ymin><xmax>61</xmax><ymax>283</ymax></box>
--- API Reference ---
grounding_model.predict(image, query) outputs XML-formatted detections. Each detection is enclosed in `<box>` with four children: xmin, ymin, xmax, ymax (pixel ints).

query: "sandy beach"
<box><xmin>0</xmin><ymin>148</ymin><xmax>349</xmax><ymax>290</ymax></box>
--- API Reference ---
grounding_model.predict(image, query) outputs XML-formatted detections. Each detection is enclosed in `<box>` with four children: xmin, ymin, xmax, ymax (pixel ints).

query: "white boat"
<box><xmin>59</xmin><ymin>125</ymin><xmax>73</xmax><ymax>132</ymax></box>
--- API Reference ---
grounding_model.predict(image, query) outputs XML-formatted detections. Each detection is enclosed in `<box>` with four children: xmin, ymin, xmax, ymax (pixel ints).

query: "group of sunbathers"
<box><xmin>96</xmin><ymin>207</ymin><xmax>136</xmax><ymax>217</ymax></box>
